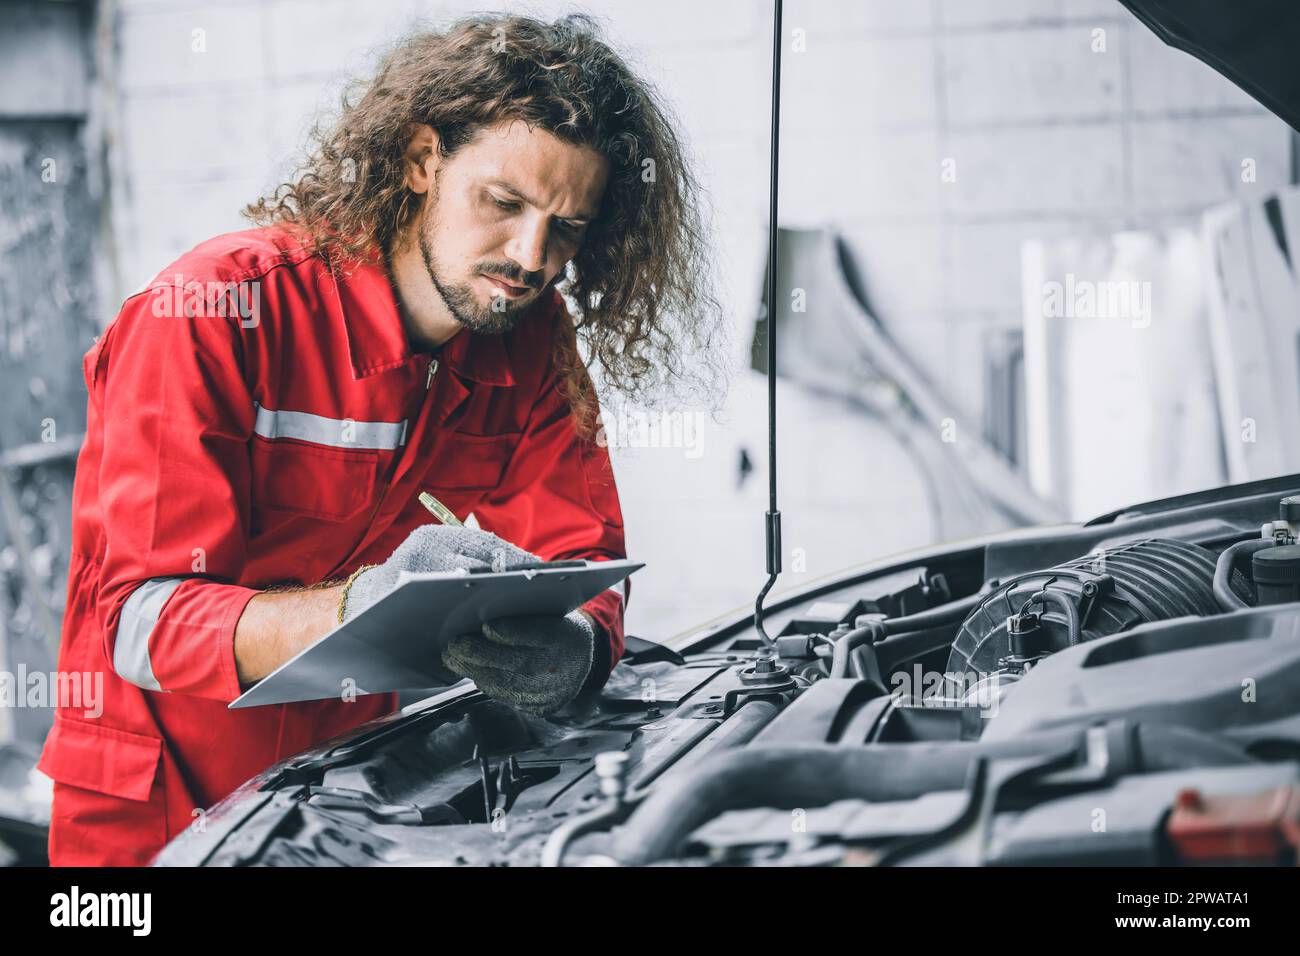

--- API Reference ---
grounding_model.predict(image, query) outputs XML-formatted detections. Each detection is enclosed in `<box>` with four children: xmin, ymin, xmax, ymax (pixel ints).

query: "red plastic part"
<box><xmin>1166</xmin><ymin>785</ymin><xmax>1300</xmax><ymax>864</ymax></box>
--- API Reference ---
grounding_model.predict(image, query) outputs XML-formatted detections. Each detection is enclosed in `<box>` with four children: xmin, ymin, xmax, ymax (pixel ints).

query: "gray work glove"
<box><xmin>339</xmin><ymin>524</ymin><xmax>537</xmax><ymax>622</ymax></box>
<box><xmin>441</xmin><ymin>611</ymin><xmax>596</xmax><ymax>716</ymax></box>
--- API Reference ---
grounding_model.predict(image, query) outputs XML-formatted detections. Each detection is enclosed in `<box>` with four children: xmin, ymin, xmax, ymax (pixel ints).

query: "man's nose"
<box><xmin>504</xmin><ymin>214</ymin><xmax>548</xmax><ymax>275</ymax></box>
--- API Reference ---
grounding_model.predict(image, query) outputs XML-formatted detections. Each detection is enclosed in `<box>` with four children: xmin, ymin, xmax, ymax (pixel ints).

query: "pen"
<box><xmin>418</xmin><ymin>490</ymin><xmax>583</xmax><ymax>572</ymax></box>
<box><xmin>418</xmin><ymin>491</ymin><xmax>464</xmax><ymax>527</ymax></box>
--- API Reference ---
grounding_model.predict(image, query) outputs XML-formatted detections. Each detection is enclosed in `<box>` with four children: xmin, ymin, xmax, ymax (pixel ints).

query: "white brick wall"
<box><xmin>107</xmin><ymin>0</ymin><xmax>1295</xmax><ymax>642</ymax></box>
<box><xmin>1130</xmin><ymin>116</ymin><xmax>1291</xmax><ymax>214</ymax></box>
<box><xmin>941</xmin><ymin>26</ymin><xmax>1124</xmax><ymax>125</ymax></box>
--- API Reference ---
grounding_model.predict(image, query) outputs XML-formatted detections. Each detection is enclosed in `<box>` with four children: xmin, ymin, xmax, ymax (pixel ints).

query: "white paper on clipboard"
<box><xmin>230</xmin><ymin>559</ymin><xmax>642</xmax><ymax>708</ymax></box>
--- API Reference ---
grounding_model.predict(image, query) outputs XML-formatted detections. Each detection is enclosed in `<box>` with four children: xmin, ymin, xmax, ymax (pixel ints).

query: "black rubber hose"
<box><xmin>829</xmin><ymin>621</ymin><xmax>885</xmax><ymax>678</ymax></box>
<box><xmin>829</xmin><ymin>591</ymin><xmax>985</xmax><ymax>678</ymax></box>
<box><xmin>1213</xmin><ymin>539</ymin><xmax>1272</xmax><ymax>612</ymax></box>
<box><xmin>1029</xmin><ymin>588</ymin><xmax>1082</xmax><ymax>645</ymax></box>
<box><xmin>609</xmin><ymin>723</ymin><xmax>1253</xmax><ymax>865</ymax></box>
<box><xmin>610</xmin><ymin>729</ymin><xmax>1084</xmax><ymax>865</ymax></box>
<box><xmin>881</xmin><ymin>591</ymin><xmax>985</xmax><ymax>635</ymax></box>
<box><xmin>642</xmin><ymin>700</ymin><xmax>780</xmax><ymax>790</ymax></box>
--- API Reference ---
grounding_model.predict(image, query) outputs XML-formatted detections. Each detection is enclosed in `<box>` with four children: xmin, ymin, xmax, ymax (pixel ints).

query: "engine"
<box><xmin>155</xmin><ymin>494</ymin><xmax>1300</xmax><ymax>868</ymax></box>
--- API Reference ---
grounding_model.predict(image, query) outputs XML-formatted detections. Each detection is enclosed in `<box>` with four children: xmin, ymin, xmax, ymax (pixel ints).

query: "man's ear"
<box><xmin>403</xmin><ymin>123</ymin><xmax>441</xmax><ymax>195</ymax></box>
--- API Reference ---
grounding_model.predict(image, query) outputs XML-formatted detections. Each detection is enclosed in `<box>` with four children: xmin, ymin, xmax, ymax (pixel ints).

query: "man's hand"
<box><xmin>442</xmin><ymin>611</ymin><xmax>596</xmax><ymax>716</ymax></box>
<box><xmin>234</xmin><ymin>524</ymin><xmax>536</xmax><ymax>688</ymax></box>
<box><xmin>339</xmin><ymin>524</ymin><xmax>537</xmax><ymax>622</ymax></box>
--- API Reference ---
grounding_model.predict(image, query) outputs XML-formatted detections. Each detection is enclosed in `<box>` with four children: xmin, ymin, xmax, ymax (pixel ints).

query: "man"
<box><xmin>39</xmin><ymin>13</ymin><xmax>720</xmax><ymax>866</ymax></box>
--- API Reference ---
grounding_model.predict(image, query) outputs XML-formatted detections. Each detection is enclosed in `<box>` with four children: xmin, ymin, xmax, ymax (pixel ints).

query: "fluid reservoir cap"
<box><xmin>1280</xmin><ymin>496</ymin><xmax>1300</xmax><ymax>523</ymax></box>
<box><xmin>1252</xmin><ymin>544</ymin><xmax>1300</xmax><ymax>585</ymax></box>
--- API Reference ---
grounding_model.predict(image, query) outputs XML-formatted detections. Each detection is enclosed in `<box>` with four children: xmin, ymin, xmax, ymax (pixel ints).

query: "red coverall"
<box><xmin>38</xmin><ymin>225</ymin><xmax>628</xmax><ymax>866</ymax></box>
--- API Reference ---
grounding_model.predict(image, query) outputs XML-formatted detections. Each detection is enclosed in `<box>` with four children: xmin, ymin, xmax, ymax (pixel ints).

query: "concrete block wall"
<box><xmin>778</xmin><ymin>0</ymin><xmax>1291</xmax><ymax>421</ymax></box>
<box><xmin>106</xmin><ymin>0</ymin><xmax>1294</xmax><ymax>641</ymax></box>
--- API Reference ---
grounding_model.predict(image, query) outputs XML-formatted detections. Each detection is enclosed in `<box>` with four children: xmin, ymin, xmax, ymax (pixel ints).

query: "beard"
<box><xmin>417</xmin><ymin>193</ymin><xmax>547</xmax><ymax>336</ymax></box>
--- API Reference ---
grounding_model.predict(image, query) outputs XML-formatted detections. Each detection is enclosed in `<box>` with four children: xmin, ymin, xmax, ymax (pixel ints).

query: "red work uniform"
<box><xmin>38</xmin><ymin>225</ymin><xmax>628</xmax><ymax>866</ymax></box>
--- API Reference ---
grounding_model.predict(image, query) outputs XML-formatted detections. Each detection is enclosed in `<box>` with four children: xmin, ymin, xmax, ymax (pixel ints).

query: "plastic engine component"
<box><xmin>947</xmin><ymin>538</ymin><xmax>1221</xmax><ymax>676</ymax></box>
<box><xmin>1252</xmin><ymin>544</ymin><xmax>1300</xmax><ymax>606</ymax></box>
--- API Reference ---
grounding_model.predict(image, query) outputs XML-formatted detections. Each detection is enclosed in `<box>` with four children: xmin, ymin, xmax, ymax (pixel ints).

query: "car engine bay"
<box><xmin>155</xmin><ymin>477</ymin><xmax>1300</xmax><ymax>867</ymax></box>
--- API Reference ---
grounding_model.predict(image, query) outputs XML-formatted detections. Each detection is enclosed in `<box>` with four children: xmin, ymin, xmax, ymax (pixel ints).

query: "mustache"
<box><xmin>478</xmin><ymin>262</ymin><xmax>545</xmax><ymax>290</ymax></box>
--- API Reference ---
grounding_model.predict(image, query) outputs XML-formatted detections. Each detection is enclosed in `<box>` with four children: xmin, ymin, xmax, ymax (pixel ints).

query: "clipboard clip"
<box><xmin>465</xmin><ymin>559</ymin><xmax>588</xmax><ymax>575</ymax></box>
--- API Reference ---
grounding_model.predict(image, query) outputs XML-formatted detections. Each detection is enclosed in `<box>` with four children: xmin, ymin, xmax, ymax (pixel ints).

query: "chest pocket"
<box><xmin>249</xmin><ymin>404</ymin><xmax>399</xmax><ymax>521</ymax></box>
<box><xmin>251</xmin><ymin>438</ymin><xmax>382</xmax><ymax>521</ymax></box>
<box><xmin>427</xmin><ymin>430</ymin><xmax>521</xmax><ymax>493</ymax></box>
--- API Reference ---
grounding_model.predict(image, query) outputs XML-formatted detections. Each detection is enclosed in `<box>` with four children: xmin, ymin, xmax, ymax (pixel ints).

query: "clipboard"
<box><xmin>230</xmin><ymin>558</ymin><xmax>643</xmax><ymax>708</ymax></box>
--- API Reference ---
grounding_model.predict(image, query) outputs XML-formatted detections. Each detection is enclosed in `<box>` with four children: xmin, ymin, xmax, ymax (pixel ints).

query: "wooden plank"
<box><xmin>1203</xmin><ymin>188</ymin><xmax>1300</xmax><ymax>481</ymax></box>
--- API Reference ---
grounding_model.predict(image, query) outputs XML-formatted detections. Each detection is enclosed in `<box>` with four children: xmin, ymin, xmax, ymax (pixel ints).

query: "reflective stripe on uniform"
<box><xmin>253</xmin><ymin>402</ymin><xmax>408</xmax><ymax>450</ymax></box>
<box><xmin>115</xmin><ymin>577</ymin><xmax>185</xmax><ymax>692</ymax></box>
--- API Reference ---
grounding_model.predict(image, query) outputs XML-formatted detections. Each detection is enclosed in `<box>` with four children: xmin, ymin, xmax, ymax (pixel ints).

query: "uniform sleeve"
<box><xmin>93</xmin><ymin>281</ymin><xmax>260</xmax><ymax>703</ymax></box>
<box><xmin>471</xmin><ymin>313</ymin><xmax>630</xmax><ymax>675</ymax></box>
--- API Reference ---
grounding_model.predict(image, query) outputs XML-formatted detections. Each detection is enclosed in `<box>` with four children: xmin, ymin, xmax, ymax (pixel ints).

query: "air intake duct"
<box><xmin>947</xmin><ymin>538</ymin><xmax>1220</xmax><ymax>675</ymax></box>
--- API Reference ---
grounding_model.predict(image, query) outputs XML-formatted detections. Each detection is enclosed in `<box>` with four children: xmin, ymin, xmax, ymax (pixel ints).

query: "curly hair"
<box><xmin>245</xmin><ymin>12</ymin><xmax>725</xmax><ymax>431</ymax></box>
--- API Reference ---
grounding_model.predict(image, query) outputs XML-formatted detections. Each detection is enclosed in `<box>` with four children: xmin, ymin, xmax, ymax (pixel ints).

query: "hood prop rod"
<box><xmin>754</xmin><ymin>0</ymin><xmax>784</xmax><ymax>651</ymax></box>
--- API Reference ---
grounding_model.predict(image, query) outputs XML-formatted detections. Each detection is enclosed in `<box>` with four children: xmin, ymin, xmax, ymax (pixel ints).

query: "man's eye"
<box><xmin>556</xmin><ymin>220</ymin><xmax>582</xmax><ymax>236</ymax></box>
<box><xmin>490</xmin><ymin>195</ymin><xmax>519</xmax><ymax>211</ymax></box>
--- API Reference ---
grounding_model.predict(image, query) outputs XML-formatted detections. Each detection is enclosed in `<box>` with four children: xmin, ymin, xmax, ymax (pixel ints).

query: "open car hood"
<box><xmin>1119</xmin><ymin>0</ymin><xmax>1300</xmax><ymax>132</ymax></box>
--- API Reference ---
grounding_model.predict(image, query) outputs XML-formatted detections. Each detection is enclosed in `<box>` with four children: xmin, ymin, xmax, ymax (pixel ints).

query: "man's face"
<box><xmin>414</xmin><ymin>120</ymin><xmax>609</xmax><ymax>334</ymax></box>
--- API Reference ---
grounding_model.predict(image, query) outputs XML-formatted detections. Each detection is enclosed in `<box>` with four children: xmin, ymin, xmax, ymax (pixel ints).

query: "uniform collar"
<box><xmin>327</xmin><ymin>245</ymin><xmax>516</xmax><ymax>386</ymax></box>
